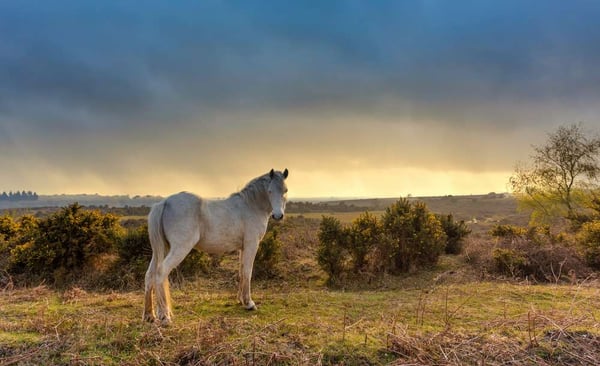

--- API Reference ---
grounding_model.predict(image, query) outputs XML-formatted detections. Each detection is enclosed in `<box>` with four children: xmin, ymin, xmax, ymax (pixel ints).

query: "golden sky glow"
<box><xmin>1</xmin><ymin>2</ymin><xmax>599</xmax><ymax>198</ymax></box>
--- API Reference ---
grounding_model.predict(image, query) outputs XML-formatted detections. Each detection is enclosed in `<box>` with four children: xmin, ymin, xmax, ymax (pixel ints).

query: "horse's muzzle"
<box><xmin>271</xmin><ymin>213</ymin><xmax>284</xmax><ymax>221</ymax></box>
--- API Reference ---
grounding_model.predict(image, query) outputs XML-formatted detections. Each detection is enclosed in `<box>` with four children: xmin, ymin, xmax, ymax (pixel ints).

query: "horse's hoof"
<box><xmin>245</xmin><ymin>301</ymin><xmax>257</xmax><ymax>311</ymax></box>
<box><xmin>157</xmin><ymin>313</ymin><xmax>172</xmax><ymax>326</ymax></box>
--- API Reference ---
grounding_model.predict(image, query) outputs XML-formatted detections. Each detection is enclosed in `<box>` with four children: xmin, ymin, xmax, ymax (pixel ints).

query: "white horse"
<box><xmin>143</xmin><ymin>169</ymin><xmax>289</xmax><ymax>325</ymax></box>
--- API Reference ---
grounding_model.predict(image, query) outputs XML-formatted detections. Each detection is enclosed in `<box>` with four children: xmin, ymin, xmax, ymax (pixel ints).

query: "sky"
<box><xmin>1</xmin><ymin>1</ymin><xmax>600</xmax><ymax>198</ymax></box>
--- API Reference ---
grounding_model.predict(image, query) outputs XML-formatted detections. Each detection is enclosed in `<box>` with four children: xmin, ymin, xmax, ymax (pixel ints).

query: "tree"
<box><xmin>509</xmin><ymin>123</ymin><xmax>600</xmax><ymax>225</ymax></box>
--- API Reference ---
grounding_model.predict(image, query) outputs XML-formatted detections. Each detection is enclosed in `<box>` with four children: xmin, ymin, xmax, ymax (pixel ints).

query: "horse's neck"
<box><xmin>233</xmin><ymin>184</ymin><xmax>271</xmax><ymax>216</ymax></box>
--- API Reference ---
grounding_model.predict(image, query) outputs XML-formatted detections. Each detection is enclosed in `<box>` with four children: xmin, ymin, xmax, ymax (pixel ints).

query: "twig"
<box><xmin>342</xmin><ymin>307</ymin><xmax>347</xmax><ymax>343</ymax></box>
<box><xmin>344</xmin><ymin>317</ymin><xmax>364</xmax><ymax>331</ymax></box>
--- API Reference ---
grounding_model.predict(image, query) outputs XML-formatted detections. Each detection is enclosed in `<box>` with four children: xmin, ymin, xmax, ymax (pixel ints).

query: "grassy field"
<box><xmin>2</xmin><ymin>255</ymin><xmax>599</xmax><ymax>365</ymax></box>
<box><xmin>1</xmin><ymin>196</ymin><xmax>597</xmax><ymax>365</ymax></box>
<box><xmin>288</xmin><ymin>211</ymin><xmax>385</xmax><ymax>223</ymax></box>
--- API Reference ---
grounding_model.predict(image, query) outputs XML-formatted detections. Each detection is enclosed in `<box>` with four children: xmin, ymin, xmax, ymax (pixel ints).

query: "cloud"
<box><xmin>1</xmin><ymin>1</ymin><xmax>599</xmax><ymax>196</ymax></box>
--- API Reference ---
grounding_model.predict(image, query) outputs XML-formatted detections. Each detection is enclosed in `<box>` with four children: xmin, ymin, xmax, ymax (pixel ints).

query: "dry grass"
<box><xmin>1</xmin><ymin>267</ymin><xmax>599</xmax><ymax>365</ymax></box>
<box><xmin>288</xmin><ymin>211</ymin><xmax>386</xmax><ymax>224</ymax></box>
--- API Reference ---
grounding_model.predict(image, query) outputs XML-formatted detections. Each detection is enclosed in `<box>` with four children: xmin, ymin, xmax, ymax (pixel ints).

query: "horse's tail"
<box><xmin>144</xmin><ymin>199</ymin><xmax>169</xmax><ymax>322</ymax></box>
<box><xmin>148</xmin><ymin>200</ymin><xmax>168</xmax><ymax>272</ymax></box>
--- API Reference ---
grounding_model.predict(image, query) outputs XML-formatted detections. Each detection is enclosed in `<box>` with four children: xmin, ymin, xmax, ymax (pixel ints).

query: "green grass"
<box><xmin>2</xmin><ymin>261</ymin><xmax>599</xmax><ymax>365</ymax></box>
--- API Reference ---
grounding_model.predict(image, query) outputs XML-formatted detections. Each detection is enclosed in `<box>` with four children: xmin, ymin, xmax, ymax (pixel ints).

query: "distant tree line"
<box><xmin>0</xmin><ymin>191</ymin><xmax>39</xmax><ymax>202</ymax></box>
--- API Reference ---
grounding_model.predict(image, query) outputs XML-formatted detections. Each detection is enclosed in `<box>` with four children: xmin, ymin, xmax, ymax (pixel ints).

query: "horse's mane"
<box><xmin>231</xmin><ymin>173</ymin><xmax>271</xmax><ymax>208</ymax></box>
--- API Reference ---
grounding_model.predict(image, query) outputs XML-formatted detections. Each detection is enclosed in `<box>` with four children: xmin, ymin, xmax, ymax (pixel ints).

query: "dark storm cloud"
<box><xmin>2</xmin><ymin>1</ymin><xmax>600</xmax><ymax>124</ymax></box>
<box><xmin>1</xmin><ymin>1</ymin><xmax>599</xmax><ymax>194</ymax></box>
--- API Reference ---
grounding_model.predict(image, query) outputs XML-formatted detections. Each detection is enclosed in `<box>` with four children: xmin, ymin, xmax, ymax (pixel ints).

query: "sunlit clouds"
<box><xmin>1</xmin><ymin>2</ymin><xmax>599</xmax><ymax>197</ymax></box>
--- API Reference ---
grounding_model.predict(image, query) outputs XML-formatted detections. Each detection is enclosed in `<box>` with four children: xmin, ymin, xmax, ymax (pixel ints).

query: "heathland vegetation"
<box><xmin>1</xmin><ymin>124</ymin><xmax>599</xmax><ymax>364</ymax></box>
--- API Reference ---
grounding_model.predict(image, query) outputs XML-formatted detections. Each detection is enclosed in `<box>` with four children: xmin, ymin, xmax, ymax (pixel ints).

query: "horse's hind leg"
<box><xmin>143</xmin><ymin>257</ymin><xmax>157</xmax><ymax>323</ymax></box>
<box><xmin>155</xmin><ymin>246</ymin><xmax>191</xmax><ymax>325</ymax></box>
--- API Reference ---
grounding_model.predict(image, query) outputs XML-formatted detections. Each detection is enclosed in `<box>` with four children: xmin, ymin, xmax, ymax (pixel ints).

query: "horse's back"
<box><xmin>163</xmin><ymin>191</ymin><xmax>203</xmax><ymax>214</ymax></box>
<box><xmin>160</xmin><ymin>192</ymin><xmax>204</xmax><ymax>246</ymax></box>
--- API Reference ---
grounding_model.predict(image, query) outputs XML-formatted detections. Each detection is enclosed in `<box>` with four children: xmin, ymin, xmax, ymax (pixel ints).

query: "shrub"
<box><xmin>525</xmin><ymin>245</ymin><xmax>590</xmax><ymax>282</ymax></box>
<box><xmin>174</xmin><ymin>250</ymin><xmax>211</xmax><ymax>282</ymax></box>
<box><xmin>437</xmin><ymin>214</ymin><xmax>471</xmax><ymax>254</ymax></box>
<box><xmin>578</xmin><ymin>220</ymin><xmax>600</xmax><ymax>270</ymax></box>
<box><xmin>524</xmin><ymin>225</ymin><xmax>567</xmax><ymax>246</ymax></box>
<box><xmin>253</xmin><ymin>225</ymin><xmax>282</xmax><ymax>279</ymax></box>
<box><xmin>0</xmin><ymin>215</ymin><xmax>18</xmax><ymax>241</ymax></box>
<box><xmin>490</xmin><ymin>224</ymin><xmax>527</xmax><ymax>240</ymax></box>
<box><xmin>346</xmin><ymin>212</ymin><xmax>382</xmax><ymax>273</ymax></box>
<box><xmin>16</xmin><ymin>215</ymin><xmax>39</xmax><ymax>245</ymax></box>
<box><xmin>0</xmin><ymin>215</ymin><xmax>39</xmax><ymax>283</ymax></box>
<box><xmin>490</xmin><ymin>224</ymin><xmax>566</xmax><ymax>247</ymax></box>
<box><xmin>117</xmin><ymin>224</ymin><xmax>152</xmax><ymax>263</ymax></box>
<box><xmin>492</xmin><ymin>248</ymin><xmax>527</xmax><ymax>277</ymax></box>
<box><xmin>317</xmin><ymin>216</ymin><xmax>348</xmax><ymax>284</ymax></box>
<box><xmin>317</xmin><ymin>200</ymin><xmax>450</xmax><ymax>284</ymax></box>
<box><xmin>9</xmin><ymin>203</ymin><xmax>122</xmax><ymax>285</ymax></box>
<box><xmin>479</xmin><ymin>223</ymin><xmax>591</xmax><ymax>282</ymax></box>
<box><xmin>382</xmin><ymin>199</ymin><xmax>447</xmax><ymax>273</ymax></box>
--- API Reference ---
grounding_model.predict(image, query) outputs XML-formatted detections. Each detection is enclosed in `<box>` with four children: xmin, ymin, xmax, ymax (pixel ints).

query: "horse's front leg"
<box><xmin>238</xmin><ymin>239</ymin><xmax>259</xmax><ymax>310</ymax></box>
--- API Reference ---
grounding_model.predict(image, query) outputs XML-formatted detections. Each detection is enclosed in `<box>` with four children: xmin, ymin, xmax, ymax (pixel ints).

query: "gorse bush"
<box><xmin>317</xmin><ymin>199</ymin><xmax>460</xmax><ymax>284</ymax></box>
<box><xmin>382</xmin><ymin>199</ymin><xmax>447</xmax><ymax>273</ymax></box>
<box><xmin>0</xmin><ymin>215</ymin><xmax>37</xmax><ymax>281</ymax></box>
<box><xmin>174</xmin><ymin>250</ymin><xmax>212</xmax><ymax>282</ymax></box>
<box><xmin>117</xmin><ymin>224</ymin><xmax>152</xmax><ymax>263</ymax></box>
<box><xmin>492</xmin><ymin>248</ymin><xmax>528</xmax><ymax>277</ymax></box>
<box><xmin>253</xmin><ymin>225</ymin><xmax>282</xmax><ymax>279</ymax></box>
<box><xmin>347</xmin><ymin>212</ymin><xmax>382</xmax><ymax>273</ymax></box>
<box><xmin>578</xmin><ymin>220</ymin><xmax>600</xmax><ymax>270</ymax></box>
<box><xmin>0</xmin><ymin>215</ymin><xmax>17</xmax><ymax>257</ymax></box>
<box><xmin>437</xmin><ymin>214</ymin><xmax>471</xmax><ymax>254</ymax></box>
<box><xmin>9</xmin><ymin>203</ymin><xmax>122</xmax><ymax>286</ymax></box>
<box><xmin>317</xmin><ymin>216</ymin><xmax>348</xmax><ymax>284</ymax></box>
<box><xmin>0</xmin><ymin>215</ymin><xmax>18</xmax><ymax>241</ymax></box>
<box><xmin>101</xmin><ymin>224</ymin><xmax>153</xmax><ymax>289</ymax></box>
<box><xmin>490</xmin><ymin>224</ymin><xmax>527</xmax><ymax>239</ymax></box>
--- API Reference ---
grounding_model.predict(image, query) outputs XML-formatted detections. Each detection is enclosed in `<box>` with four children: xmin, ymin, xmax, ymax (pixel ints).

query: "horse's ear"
<box><xmin>269</xmin><ymin>169</ymin><xmax>275</xmax><ymax>179</ymax></box>
<box><xmin>283</xmin><ymin>168</ymin><xmax>288</xmax><ymax>179</ymax></box>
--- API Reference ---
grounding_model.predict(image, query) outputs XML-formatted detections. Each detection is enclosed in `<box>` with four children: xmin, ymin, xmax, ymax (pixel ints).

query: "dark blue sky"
<box><xmin>1</xmin><ymin>1</ymin><xmax>599</xmax><ymax>196</ymax></box>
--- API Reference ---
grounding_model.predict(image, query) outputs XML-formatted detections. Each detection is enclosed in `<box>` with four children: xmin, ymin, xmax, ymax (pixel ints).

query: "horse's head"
<box><xmin>268</xmin><ymin>168</ymin><xmax>288</xmax><ymax>221</ymax></box>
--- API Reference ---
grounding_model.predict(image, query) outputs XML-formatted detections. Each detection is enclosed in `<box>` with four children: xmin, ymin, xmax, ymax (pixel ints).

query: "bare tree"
<box><xmin>509</xmin><ymin>123</ymin><xmax>600</xmax><ymax>224</ymax></box>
